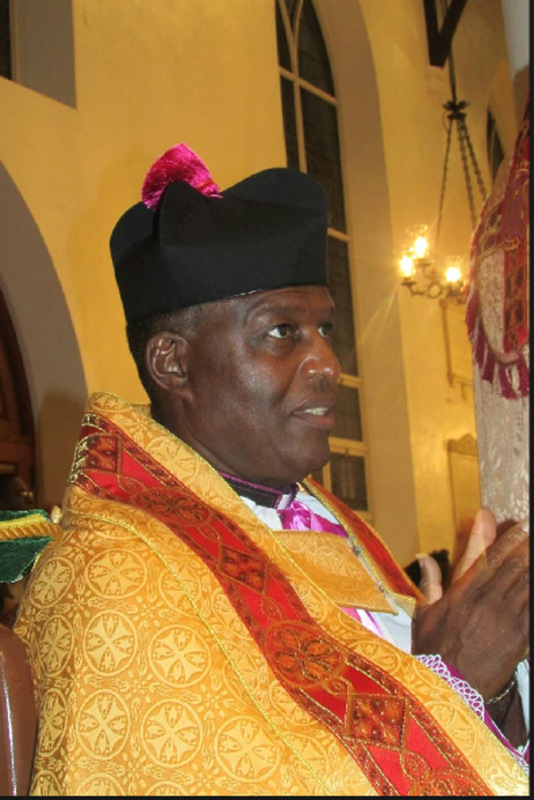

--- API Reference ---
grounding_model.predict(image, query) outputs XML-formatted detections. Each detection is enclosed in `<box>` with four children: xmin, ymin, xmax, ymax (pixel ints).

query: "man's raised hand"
<box><xmin>413</xmin><ymin>514</ymin><xmax>529</xmax><ymax>701</ymax></box>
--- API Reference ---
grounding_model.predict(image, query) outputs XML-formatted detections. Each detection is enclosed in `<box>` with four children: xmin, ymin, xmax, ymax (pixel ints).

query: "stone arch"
<box><xmin>0</xmin><ymin>162</ymin><xmax>87</xmax><ymax>508</ymax></box>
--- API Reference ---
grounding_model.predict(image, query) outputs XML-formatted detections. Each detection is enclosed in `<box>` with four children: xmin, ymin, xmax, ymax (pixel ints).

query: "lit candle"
<box><xmin>413</xmin><ymin>236</ymin><xmax>429</xmax><ymax>259</ymax></box>
<box><xmin>400</xmin><ymin>255</ymin><xmax>414</xmax><ymax>278</ymax></box>
<box><xmin>445</xmin><ymin>265</ymin><xmax>462</xmax><ymax>284</ymax></box>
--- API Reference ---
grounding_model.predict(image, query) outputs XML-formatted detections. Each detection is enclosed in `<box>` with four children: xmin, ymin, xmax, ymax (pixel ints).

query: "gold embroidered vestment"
<box><xmin>14</xmin><ymin>393</ymin><xmax>528</xmax><ymax>795</ymax></box>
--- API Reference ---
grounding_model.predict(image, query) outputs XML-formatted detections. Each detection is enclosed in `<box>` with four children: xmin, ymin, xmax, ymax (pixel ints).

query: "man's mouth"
<box><xmin>292</xmin><ymin>404</ymin><xmax>336</xmax><ymax>429</ymax></box>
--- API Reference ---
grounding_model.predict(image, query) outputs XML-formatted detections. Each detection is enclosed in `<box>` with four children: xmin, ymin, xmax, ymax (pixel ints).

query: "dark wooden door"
<box><xmin>0</xmin><ymin>289</ymin><xmax>35</xmax><ymax>493</ymax></box>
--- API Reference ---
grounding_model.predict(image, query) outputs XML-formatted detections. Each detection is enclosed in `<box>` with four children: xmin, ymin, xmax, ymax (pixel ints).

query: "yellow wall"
<box><xmin>0</xmin><ymin>0</ymin><xmax>517</xmax><ymax>565</ymax></box>
<box><xmin>1</xmin><ymin>0</ymin><xmax>286</xmax><ymax>509</ymax></box>
<box><xmin>3</xmin><ymin>0</ymin><xmax>285</xmax><ymax>397</ymax></box>
<box><xmin>357</xmin><ymin>0</ymin><xmax>516</xmax><ymax>555</ymax></box>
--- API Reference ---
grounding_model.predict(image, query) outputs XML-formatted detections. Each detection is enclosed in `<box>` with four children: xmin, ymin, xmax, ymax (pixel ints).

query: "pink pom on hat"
<box><xmin>141</xmin><ymin>142</ymin><xmax>222</xmax><ymax>210</ymax></box>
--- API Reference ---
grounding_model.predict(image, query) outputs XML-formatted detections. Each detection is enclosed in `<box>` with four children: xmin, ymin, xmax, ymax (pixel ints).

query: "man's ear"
<box><xmin>145</xmin><ymin>332</ymin><xmax>189</xmax><ymax>394</ymax></box>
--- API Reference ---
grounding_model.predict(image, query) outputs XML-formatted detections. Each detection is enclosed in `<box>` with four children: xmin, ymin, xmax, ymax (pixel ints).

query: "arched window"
<box><xmin>0</xmin><ymin>0</ymin><xmax>12</xmax><ymax>79</ymax></box>
<box><xmin>276</xmin><ymin>0</ymin><xmax>368</xmax><ymax>515</ymax></box>
<box><xmin>0</xmin><ymin>0</ymin><xmax>76</xmax><ymax>106</ymax></box>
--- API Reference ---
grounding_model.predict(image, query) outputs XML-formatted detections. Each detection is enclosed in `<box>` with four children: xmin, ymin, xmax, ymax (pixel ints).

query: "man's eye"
<box><xmin>318</xmin><ymin>323</ymin><xmax>333</xmax><ymax>339</ymax></box>
<box><xmin>267</xmin><ymin>324</ymin><xmax>294</xmax><ymax>339</ymax></box>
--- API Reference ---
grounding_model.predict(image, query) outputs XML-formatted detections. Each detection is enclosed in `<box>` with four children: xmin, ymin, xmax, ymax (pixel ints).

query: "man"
<box><xmin>13</xmin><ymin>144</ymin><xmax>528</xmax><ymax>795</ymax></box>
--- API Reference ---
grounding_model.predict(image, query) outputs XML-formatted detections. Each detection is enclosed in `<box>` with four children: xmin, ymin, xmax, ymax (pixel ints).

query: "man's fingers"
<box><xmin>417</xmin><ymin>554</ymin><xmax>443</xmax><ymax>603</ymax></box>
<box><xmin>452</xmin><ymin>507</ymin><xmax>497</xmax><ymax>582</ymax></box>
<box><xmin>485</xmin><ymin>520</ymin><xmax>529</xmax><ymax>570</ymax></box>
<box><xmin>466</xmin><ymin>519</ymin><xmax>529</xmax><ymax>591</ymax></box>
<box><xmin>492</xmin><ymin>537</ymin><xmax>530</xmax><ymax>604</ymax></box>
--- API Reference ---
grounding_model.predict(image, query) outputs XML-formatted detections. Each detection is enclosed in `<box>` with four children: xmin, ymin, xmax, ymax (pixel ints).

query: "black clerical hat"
<box><xmin>110</xmin><ymin>144</ymin><xmax>329</xmax><ymax>321</ymax></box>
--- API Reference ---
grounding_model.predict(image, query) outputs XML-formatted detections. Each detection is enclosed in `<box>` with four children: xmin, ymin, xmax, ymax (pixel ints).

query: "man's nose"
<box><xmin>302</xmin><ymin>336</ymin><xmax>341</xmax><ymax>389</ymax></box>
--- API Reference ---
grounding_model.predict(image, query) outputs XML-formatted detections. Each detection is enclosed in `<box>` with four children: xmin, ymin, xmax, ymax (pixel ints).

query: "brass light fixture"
<box><xmin>399</xmin><ymin>225</ymin><xmax>466</xmax><ymax>302</ymax></box>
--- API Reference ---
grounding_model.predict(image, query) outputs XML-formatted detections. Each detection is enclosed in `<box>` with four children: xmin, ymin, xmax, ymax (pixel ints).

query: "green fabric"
<box><xmin>0</xmin><ymin>509</ymin><xmax>53</xmax><ymax>582</ymax></box>
<box><xmin>0</xmin><ymin>537</ymin><xmax>52</xmax><ymax>582</ymax></box>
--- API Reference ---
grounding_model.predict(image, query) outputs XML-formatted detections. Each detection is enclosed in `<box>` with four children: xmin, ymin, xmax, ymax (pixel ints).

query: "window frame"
<box><xmin>276</xmin><ymin>0</ymin><xmax>370</xmax><ymax>520</ymax></box>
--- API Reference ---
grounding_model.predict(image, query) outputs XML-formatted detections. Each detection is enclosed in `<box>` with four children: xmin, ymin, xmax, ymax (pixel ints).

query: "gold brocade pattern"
<box><xmin>466</xmin><ymin>97</ymin><xmax>529</xmax><ymax>526</ymax></box>
<box><xmin>274</xmin><ymin>531</ymin><xmax>394</xmax><ymax>612</ymax></box>
<box><xmin>18</xmin><ymin>491</ymin><xmax>364</xmax><ymax>796</ymax></box>
<box><xmin>14</xmin><ymin>393</ymin><xmax>529</xmax><ymax>796</ymax></box>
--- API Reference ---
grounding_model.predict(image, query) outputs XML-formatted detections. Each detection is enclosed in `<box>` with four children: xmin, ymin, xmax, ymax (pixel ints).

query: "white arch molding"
<box><xmin>0</xmin><ymin>162</ymin><xmax>87</xmax><ymax>509</ymax></box>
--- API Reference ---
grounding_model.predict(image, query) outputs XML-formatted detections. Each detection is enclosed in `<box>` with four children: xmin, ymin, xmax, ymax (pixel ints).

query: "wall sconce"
<box><xmin>398</xmin><ymin>0</ymin><xmax>487</xmax><ymax>306</ymax></box>
<box><xmin>399</xmin><ymin>225</ymin><xmax>466</xmax><ymax>303</ymax></box>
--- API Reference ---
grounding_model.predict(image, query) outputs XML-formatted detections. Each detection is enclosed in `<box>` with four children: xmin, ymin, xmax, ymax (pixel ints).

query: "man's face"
<box><xmin>180</xmin><ymin>285</ymin><xmax>340</xmax><ymax>487</ymax></box>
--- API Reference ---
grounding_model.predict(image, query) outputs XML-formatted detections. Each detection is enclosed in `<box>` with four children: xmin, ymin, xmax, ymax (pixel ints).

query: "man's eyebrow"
<box><xmin>255</xmin><ymin>305</ymin><xmax>305</xmax><ymax>316</ymax></box>
<box><xmin>246</xmin><ymin>304</ymin><xmax>335</xmax><ymax>322</ymax></box>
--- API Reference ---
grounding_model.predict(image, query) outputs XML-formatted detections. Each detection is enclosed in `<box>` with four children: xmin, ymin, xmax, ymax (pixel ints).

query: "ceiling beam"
<box><xmin>423</xmin><ymin>0</ymin><xmax>469</xmax><ymax>68</ymax></box>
